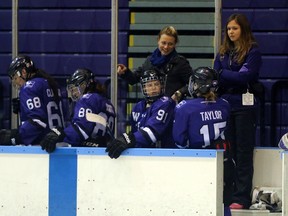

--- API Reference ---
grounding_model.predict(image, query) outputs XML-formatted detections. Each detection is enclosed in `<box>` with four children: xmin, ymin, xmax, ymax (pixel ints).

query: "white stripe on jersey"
<box><xmin>74</xmin><ymin>123</ymin><xmax>89</xmax><ymax>140</ymax></box>
<box><xmin>142</xmin><ymin>127</ymin><xmax>157</xmax><ymax>143</ymax></box>
<box><xmin>32</xmin><ymin>119</ymin><xmax>47</xmax><ymax>128</ymax></box>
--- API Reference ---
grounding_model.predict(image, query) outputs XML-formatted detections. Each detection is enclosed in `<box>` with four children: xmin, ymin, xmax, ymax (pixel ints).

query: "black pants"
<box><xmin>225</xmin><ymin>108</ymin><xmax>256</xmax><ymax>208</ymax></box>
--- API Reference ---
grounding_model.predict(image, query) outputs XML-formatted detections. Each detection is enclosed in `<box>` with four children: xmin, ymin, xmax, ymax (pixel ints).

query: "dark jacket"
<box><xmin>120</xmin><ymin>54</ymin><xmax>192</xmax><ymax>97</ymax></box>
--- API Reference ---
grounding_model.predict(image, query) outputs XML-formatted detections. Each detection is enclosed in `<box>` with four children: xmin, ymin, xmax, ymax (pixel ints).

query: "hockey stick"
<box><xmin>86</xmin><ymin>112</ymin><xmax>115</xmax><ymax>140</ymax></box>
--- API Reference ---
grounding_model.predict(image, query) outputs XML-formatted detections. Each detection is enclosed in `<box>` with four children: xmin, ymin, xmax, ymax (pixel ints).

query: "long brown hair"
<box><xmin>34</xmin><ymin>69</ymin><xmax>61</xmax><ymax>102</ymax></box>
<box><xmin>85</xmin><ymin>79</ymin><xmax>107</xmax><ymax>96</ymax></box>
<box><xmin>219</xmin><ymin>13</ymin><xmax>258</xmax><ymax>64</ymax></box>
<box><xmin>203</xmin><ymin>91</ymin><xmax>217</xmax><ymax>102</ymax></box>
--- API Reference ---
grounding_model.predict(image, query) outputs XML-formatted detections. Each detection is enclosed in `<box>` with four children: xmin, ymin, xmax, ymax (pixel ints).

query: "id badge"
<box><xmin>242</xmin><ymin>91</ymin><xmax>254</xmax><ymax>106</ymax></box>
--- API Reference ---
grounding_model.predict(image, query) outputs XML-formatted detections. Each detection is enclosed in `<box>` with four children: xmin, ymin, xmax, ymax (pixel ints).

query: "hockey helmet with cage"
<box><xmin>140</xmin><ymin>69</ymin><xmax>166</xmax><ymax>103</ymax></box>
<box><xmin>7</xmin><ymin>55</ymin><xmax>35</xmax><ymax>80</ymax></box>
<box><xmin>188</xmin><ymin>67</ymin><xmax>218</xmax><ymax>97</ymax></box>
<box><xmin>67</xmin><ymin>68</ymin><xmax>95</xmax><ymax>101</ymax></box>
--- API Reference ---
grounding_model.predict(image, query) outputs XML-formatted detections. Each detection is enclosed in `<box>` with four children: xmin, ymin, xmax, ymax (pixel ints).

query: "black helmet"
<box><xmin>7</xmin><ymin>55</ymin><xmax>35</xmax><ymax>79</ymax></box>
<box><xmin>140</xmin><ymin>69</ymin><xmax>166</xmax><ymax>103</ymax></box>
<box><xmin>67</xmin><ymin>68</ymin><xmax>95</xmax><ymax>101</ymax></box>
<box><xmin>188</xmin><ymin>67</ymin><xmax>218</xmax><ymax>97</ymax></box>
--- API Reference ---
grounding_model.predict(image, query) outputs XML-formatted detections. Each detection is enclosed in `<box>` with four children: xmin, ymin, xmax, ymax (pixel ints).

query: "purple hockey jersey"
<box><xmin>130</xmin><ymin>96</ymin><xmax>176</xmax><ymax>148</ymax></box>
<box><xmin>19</xmin><ymin>77</ymin><xmax>65</xmax><ymax>145</ymax></box>
<box><xmin>173</xmin><ymin>97</ymin><xmax>230</xmax><ymax>149</ymax></box>
<box><xmin>63</xmin><ymin>93</ymin><xmax>116</xmax><ymax>146</ymax></box>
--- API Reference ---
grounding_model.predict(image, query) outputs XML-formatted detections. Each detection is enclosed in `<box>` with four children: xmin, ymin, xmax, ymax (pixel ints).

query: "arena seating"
<box><xmin>0</xmin><ymin>0</ymin><xmax>130</xmax><ymax>132</ymax></box>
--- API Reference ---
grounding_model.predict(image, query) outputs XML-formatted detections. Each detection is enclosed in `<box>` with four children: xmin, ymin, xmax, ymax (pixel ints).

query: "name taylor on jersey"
<box><xmin>200</xmin><ymin>110</ymin><xmax>223</xmax><ymax>121</ymax></box>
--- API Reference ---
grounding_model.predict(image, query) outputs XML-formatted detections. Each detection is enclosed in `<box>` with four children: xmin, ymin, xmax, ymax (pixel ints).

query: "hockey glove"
<box><xmin>12</xmin><ymin>97</ymin><xmax>20</xmax><ymax>114</ymax></box>
<box><xmin>106</xmin><ymin>133</ymin><xmax>135</xmax><ymax>159</ymax></box>
<box><xmin>40</xmin><ymin>127</ymin><xmax>65</xmax><ymax>153</ymax></box>
<box><xmin>171</xmin><ymin>90</ymin><xmax>182</xmax><ymax>103</ymax></box>
<box><xmin>278</xmin><ymin>132</ymin><xmax>288</xmax><ymax>150</ymax></box>
<box><xmin>212</xmin><ymin>138</ymin><xmax>231</xmax><ymax>150</ymax></box>
<box><xmin>212</xmin><ymin>137</ymin><xmax>232</xmax><ymax>161</ymax></box>
<box><xmin>0</xmin><ymin>129</ymin><xmax>20</xmax><ymax>145</ymax></box>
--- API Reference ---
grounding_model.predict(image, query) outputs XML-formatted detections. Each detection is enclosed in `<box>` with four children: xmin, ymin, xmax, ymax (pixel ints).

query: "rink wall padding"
<box><xmin>0</xmin><ymin>147</ymin><xmax>224</xmax><ymax>216</ymax></box>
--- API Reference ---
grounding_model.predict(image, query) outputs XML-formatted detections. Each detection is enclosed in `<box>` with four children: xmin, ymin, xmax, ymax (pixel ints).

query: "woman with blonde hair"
<box><xmin>117</xmin><ymin>26</ymin><xmax>192</xmax><ymax>103</ymax></box>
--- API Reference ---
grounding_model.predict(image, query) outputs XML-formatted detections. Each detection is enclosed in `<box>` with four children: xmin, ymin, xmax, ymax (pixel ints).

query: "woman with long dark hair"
<box><xmin>214</xmin><ymin>13</ymin><xmax>262</xmax><ymax>209</ymax></box>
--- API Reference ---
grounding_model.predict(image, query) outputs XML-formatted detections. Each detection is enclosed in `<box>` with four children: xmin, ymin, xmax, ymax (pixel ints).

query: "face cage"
<box><xmin>67</xmin><ymin>83</ymin><xmax>86</xmax><ymax>101</ymax></box>
<box><xmin>10</xmin><ymin>70</ymin><xmax>26</xmax><ymax>90</ymax></box>
<box><xmin>141</xmin><ymin>77</ymin><xmax>165</xmax><ymax>102</ymax></box>
<box><xmin>9</xmin><ymin>70</ymin><xmax>22</xmax><ymax>80</ymax></box>
<box><xmin>188</xmin><ymin>76</ymin><xmax>195</xmax><ymax>97</ymax></box>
